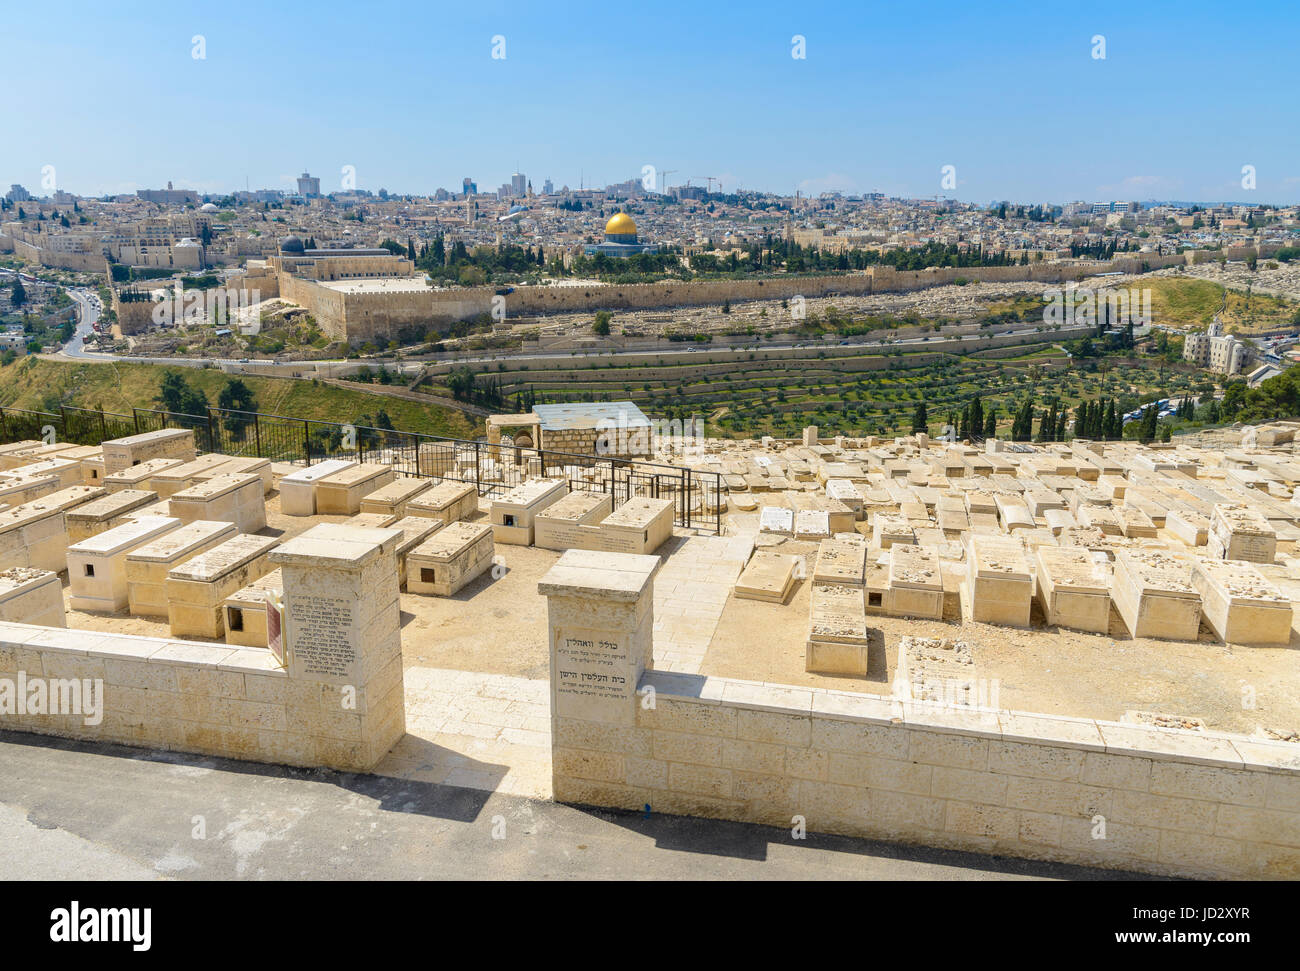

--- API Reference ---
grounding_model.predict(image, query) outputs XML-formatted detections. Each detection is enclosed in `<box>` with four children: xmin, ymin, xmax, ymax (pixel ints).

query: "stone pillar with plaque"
<box><xmin>539</xmin><ymin>549</ymin><xmax>658</xmax><ymax>798</ymax></box>
<box><xmin>270</xmin><ymin>522</ymin><xmax>406</xmax><ymax>771</ymax></box>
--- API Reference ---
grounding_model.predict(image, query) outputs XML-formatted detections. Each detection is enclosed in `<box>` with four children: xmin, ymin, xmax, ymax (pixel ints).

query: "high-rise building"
<box><xmin>511</xmin><ymin>172</ymin><xmax>527</xmax><ymax>197</ymax></box>
<box><xmin>6</xmin><ymin>184</ymin><xmax>31</xmax><ymax>203</ymax></box>
<box><xmin>297</xmin><ymin>172</ymin><xmax>321</xmax><ymax>197</ymax></box>
<box><xmin>462</xmin><ymin>177</ymin><xmax>477</xmax><ymax>195</ymax></box>
<box><xmin>543</xmin><ymin>178</ymin><xmax>554</xmax><ymax>195</ymax></box>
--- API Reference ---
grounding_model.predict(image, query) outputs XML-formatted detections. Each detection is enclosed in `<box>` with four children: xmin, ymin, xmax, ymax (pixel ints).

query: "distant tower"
<box><xmin>511</xmin><ymin>172</ymin><xmax>526</xmax><ymax>198</ymax></box>
<box><xmin>297</xmin><ymin>172</ymin><xmax>321</xmax><ymax>198</ymax></box>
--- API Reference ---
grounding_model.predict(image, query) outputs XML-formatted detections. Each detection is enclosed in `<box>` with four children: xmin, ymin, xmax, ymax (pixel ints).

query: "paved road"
<box><xmin>0</xmin><ymin>732</ymin><xmax>1147</xmax><ymax>881</ymax></box>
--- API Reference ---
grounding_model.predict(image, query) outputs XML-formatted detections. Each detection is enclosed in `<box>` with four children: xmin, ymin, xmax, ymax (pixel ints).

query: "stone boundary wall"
<box><xmin>553</xmin><ymin>670</ymin><xmax>1300</xmax><ymax>879</ymax></box>
<box><xmin>0</xmin><ymin>620</ymin><xmax>402</xmax><ymax>772</ymax></box>
<box><xmin>284</xmin><ymin>254</ymin><xmax>1189</xmax><ymax>343</ymax></box>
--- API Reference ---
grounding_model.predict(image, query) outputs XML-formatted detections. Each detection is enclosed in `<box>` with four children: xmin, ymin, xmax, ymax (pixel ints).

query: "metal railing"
<box><xmin>0</xmin><ymin>404</ymin><xmax>723</xmax><ymax>533</ymax></box>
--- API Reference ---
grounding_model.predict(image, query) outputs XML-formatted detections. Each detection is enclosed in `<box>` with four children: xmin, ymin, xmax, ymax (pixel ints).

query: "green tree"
<box><xmin>593</xmin><ymin>310</ymin><xmax>612</xmax><ymax>336</ymax></box>
<box><xmin>155</xmin><ymin>370</ymin><xmax>208</xmax><ymax>419</ymax></box>
<box><xmin>217</xmin><ymin>378</ymin><xmax>258</xmax><ymax>439</ymax></box>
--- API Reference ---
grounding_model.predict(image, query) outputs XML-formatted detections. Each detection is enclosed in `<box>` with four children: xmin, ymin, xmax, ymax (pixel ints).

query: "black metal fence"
<box><xmin>0</xmin><ymin>404</ymin><xmax>723</xmax><ymax>533</ymax></box>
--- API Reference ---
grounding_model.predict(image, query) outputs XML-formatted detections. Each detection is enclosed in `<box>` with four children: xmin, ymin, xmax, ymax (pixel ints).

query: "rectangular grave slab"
<box><xmin>887</xmin><ymin>544</ymin><xmax>943</xmax><ymax>619</ymax></box>
<box><xmin>734</xmin><ymin>551</ymin><xmax>800</xmax><ymax>604</ymax></box>
<box><xmin>101</xmin><ymin>428</ymin><xmax>195</xmax><ymax>474</ymax></box>
<box><xmin>359</xmin><ymin>477</ymin><xmax>434</xmax><ymax>519</ymax></box>
<box><xmin>408</xmin><ymin>480</ymin><xmax>480</xmax><ymax>525</ymax></box>
<box><xmin>534</xmin><ymin>492</ymin><xmax>614</xmax><ymax>552</ymax></box>
<box><xmin>966</xmin><ymin>534</ymin><xmax>1033</xmax><ymax>627</ymax></box>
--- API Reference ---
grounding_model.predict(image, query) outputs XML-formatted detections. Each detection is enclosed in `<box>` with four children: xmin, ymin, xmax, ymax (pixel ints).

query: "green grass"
<box><xmin>0</xmin><ymin>358</ymin><xmax>480</xmax><ymax>439</ymax></box>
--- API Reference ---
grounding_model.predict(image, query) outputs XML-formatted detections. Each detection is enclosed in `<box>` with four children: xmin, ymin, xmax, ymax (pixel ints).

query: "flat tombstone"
<box><xmin>813</xmin><ymin>537</ymin><xmax>867</xmax><ymax>586</ymax></box>
<box><xmin>65</xmin><ymin>489</ymin><xmax>159</xmax><ymax>544</ymax></box>
<box><xmin>385</xmin><ymin>515</ymin><xmax>445</xmax><ymax>589</ymax></box>
<box><xmin>201</xmin><ymin>456</ymin><xmax>273</xmax><ymax>495</ymax></box>
<box><xmin>150</xmin><ymin>454</ymin><xmax>234</xmax><ymax>498</ymax></box>
<box><xmin>758</xmin><ymin>505</ymin><xmax>794</xmax><ymax>537</ymax></box>
<box><xmin>539</xmin><ymin>549</ymin><xmax>657</xmax><ymax>730</ymax></box>
<box><xmin>966</xmin><ymin>533</ymin><xmax>1033</xmax><ymax>627</ymax></box>
<box><xmin>165</xmin><ymin>533</ymin><xmax>280</xmax><ymax>638</ymax></box>
<box><xmin>490</xmin><ymin>478</ymin><xmax>567</xmax><ymax>545</ymax></box>
<box><xmin>534</xmin><ymin>491</ymin><xmax>614</xmax><ymax>552</ymax></box>
<box><xmin>887</xmin><ymin>544</ymin><xmax>943</xmax><ymax>620</ymax></box>
<box><xmin>733</xmin><ymin>551</ymin><xmax>800</xmax><ymax>603</ymax></box>
<box><xmin>103</xmin><ymin>457</ymin><xmax>183</xmax><ymax>494</ymax></box>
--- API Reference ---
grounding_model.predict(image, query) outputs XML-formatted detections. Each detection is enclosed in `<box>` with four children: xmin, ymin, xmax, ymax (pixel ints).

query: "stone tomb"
<box><xmin>1209</xmin><ymin>504</ymin><xmax>1277</xmax><ymax>564</ymax></box>
<box><xmin>103</xmin><ymin>457</ymin><xmax>183</xmax><ymax>493</ymax></box>
<box><xmin>277</xmin><ymin>459</ymin><xmax>358</xmax><ymax>517</ymax></box>
<box><xmin>202</xmin><ymin>456</ymin><xmax>274</xmax><ymax>495</ymax></box>
<box><xmin>66</xmin><ymin>515</ymin><xmax>182</xmax><ymax>612</ymax></box>
<box><xmin>65</xmin><ymin>489</ymin><xmax>158</xmax><ymax>544</ymax></box>
<box><xmin>223</xmin><ymin>568</ymin><xmax>284</xmax><ymax>648</ymax></box>
<box><xmin>125</xmin><ymin>519</ymin><xmax>238</xmax><ymax>617</ymax></box>
<box><xmin>758</xmin><ymin>505</ymin><xmax>794</xmax><ymax>537</ymax></box>
<box><xmin>407</xmin><ymin>479</ymin><xmax>480</xmax><ymax>525</ymax></box>
<box><xmin>599</xmin><ymin>497</ymin><xmax>675</xmax><ymax>555</ymax></box>
<box><xmin>406</xmin><ymin>520</ymin><xmax>496</xmax><ymax>596</ymax></box>
<box><xmin>358</xmin><ymin>477</ymin><xmax>433</xmax><ymax>519</ymax></box>
<box><xmin>872</xmin><ymin>513</ymin><xmax>915</xmax><ymax>549</ymax></box>
<box><xmin>0</xmin><ymin>500</ymin><xmax>71</xmax><ymax>573</ymax></box>
<box><xmin>1166</xmin><ymin>509</ymin><xmax>1210</xmax><ymax>547</ymax></box>
<box><xmin>490</xmin><ymin>478</ymin><xmax>567</xmax><ymax>545</ymax></box>
<box><xmin>169</xmin><ymin>472</ymin><xmax>266</xmax><ymax>533</ymax></box>
<box><xmin>0</xmin><ymin>471</ymin><xmax>59</xmax><ymax>507</ymax></box>
<box><xmin>315</xmin><ymin>463</ymin><xmax>396</xmax><ymax>516</ymax></box>
<box><xmin>886</xmin><ymin>544</ymin><xmax>943</xmax><ymax>620</ymax></box>
<box><xmin>806</xmin><ymin>582</ymin><xmax>871</xmax><ymax>676</ymax></box>
<box><xmin>1191</xmin><ymin>559</ymin><xmax>1292</xmax><ymax>645</ymax></box>
<box><xmin>148</xmin><ymin>454</ymin><xmax>235</xmax><ymax>498</ymax></box>
<box><xmin>894</xmin><ymin>636</ymin><xmax>979</xmax><ymax>706</ymax></box>
<box><xmin>533</xmin><ymin>491</ymin><xmax>614</xmax><ymax>552</ymax></box>
<box><xmin>101</xmin><ymin>428</ymin><xmax>195</xmax><ymax>475</ymax></box>
<box><xmin>384</xmin><ymin>515</ymin><xmax>445</xmax><ymax>589</ymax></box>
<box><xmin>794</xmin><ymin>509</ymin><xmax>832</xmax><ymax>541</ymax></box>
<box><xmin>1035</xmin><ymin>546</ymin><xmax>1111</xmax><ymax>633</ymax></box>
<box><xmin>1112</xmin><ymin>549</ymin><xmax>1201</xmax><ymax>641</ymax></box>
<box><xmin>965</xmin><ymin>534</ymin><xmax>1033</xmax><ymax>627</ymax></box>
<box><xmin>0</xmin><ymin>440</ymin><xmax>43</xmax><ymax>470</ymax></box>
<box><xmin>9</xmin><ymin>457</ymin><xmax>85</xmax><ymax>490</ymax></box>
<box><xmin>733</xmin><ymin>551</ymin><xmax>800</xmax><ymax>604</ymax></box>
<box><xmin>813</xmin><ymin>537</ymin><xmax>867</xmax><ymax>585</ymax></box>
<box><xmin>0</xmin><ymin>567</ymin><xmax>65</xmax><ymax>627</ymax></box>
<box><xmin>165</xmin><ymin>533</ymin><xmax>279</xmax><ymax>638</ymax></box>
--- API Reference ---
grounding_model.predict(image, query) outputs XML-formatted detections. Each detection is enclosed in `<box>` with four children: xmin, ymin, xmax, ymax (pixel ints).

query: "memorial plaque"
<box><xmin>287</xmin><ymin>593</ymin><xmax>358</xmax><ymax>683</ymax></box>
<box><xmin>553</xmin><ymin>627</ymin><xmax>633</xmax><ymax>722</ymax></box>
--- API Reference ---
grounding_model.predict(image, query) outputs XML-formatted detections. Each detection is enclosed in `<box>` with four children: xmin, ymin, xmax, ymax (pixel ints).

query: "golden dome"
<box><xmin>604</xmin><ymin>212</ymin><xmax>637</xmax><ymax>237</ymax></box>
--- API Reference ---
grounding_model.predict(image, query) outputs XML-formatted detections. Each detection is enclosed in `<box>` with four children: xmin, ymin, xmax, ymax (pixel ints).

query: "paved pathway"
<box><xmin>652</xmin><ymin>534</ymin><xmax>754</xmax><ymax>673</ymax></box>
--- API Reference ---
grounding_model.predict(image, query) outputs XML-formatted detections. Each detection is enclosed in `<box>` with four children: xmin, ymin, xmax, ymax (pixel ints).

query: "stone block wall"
<box><xmin>551</xmin><ymin>672</ymin><xmax>1300</xmax><ymax>879</ymax></box>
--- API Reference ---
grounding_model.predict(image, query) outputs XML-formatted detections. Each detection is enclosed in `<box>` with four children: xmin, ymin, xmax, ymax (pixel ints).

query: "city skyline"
<box><xmin>6</xmin><ymin>0</ymin><xmax>1299</xmax><ymax>204</ymax></box>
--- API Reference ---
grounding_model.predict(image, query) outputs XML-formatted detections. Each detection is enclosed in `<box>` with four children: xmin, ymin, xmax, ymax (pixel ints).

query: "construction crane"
<box><xmin>699</xmin><ymin>177</ymin><xmax>720</xmax><ymax>194</ymax></box>
<box><xmin>658</xmin><ymin>169</ymin><xmax>678</xmax><ymax>194</ymax></box>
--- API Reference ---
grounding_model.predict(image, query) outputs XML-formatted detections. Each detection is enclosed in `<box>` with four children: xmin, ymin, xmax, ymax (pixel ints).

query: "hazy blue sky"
<box><xmin>7</xmin><ymin>0</ymin><xmax>1297</xmax><ymax>203</ymax></box>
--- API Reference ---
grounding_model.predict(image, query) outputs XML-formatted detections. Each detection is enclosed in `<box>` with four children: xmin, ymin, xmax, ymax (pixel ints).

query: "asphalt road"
<box><xmin>0</xmin><ymin>732</ymin><xmax>1147</xmax><ymax>881</ymax></box>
